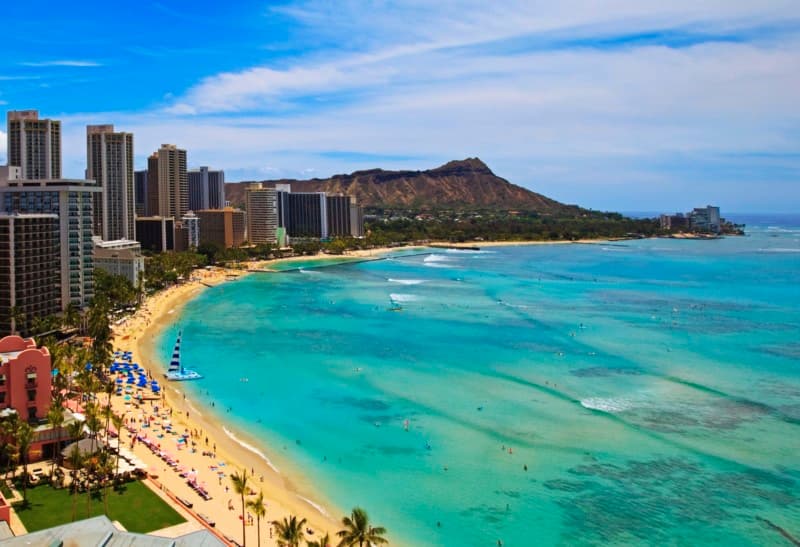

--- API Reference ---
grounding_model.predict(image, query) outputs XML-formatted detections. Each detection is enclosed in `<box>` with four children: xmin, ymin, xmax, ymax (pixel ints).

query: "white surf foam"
<box><xmin>424</xmin><ymin>254</ymin><xmax>451</xmax><ymax>263</ymax></box>
<box><xmin>299</xmin><ymin>268</ymin><xmax>322</xmax><ymax>274</ymax></box>
<box><xmin>580</xmin><ymin>397</ymin><xmax>633</xmax><ymax>413</ymax></box>
<box><xmin>389</xmin><ymin>293</ymin><xmax>419</xmax><ymax>302</ymax></box>
<box><xmin>297</xmin><ymin>495</ymin><xmax>330</xmax><ymax>517</ymax></box>
<box><xmin>388</xmin><ymin>278</ymin><xmax>425</xmax><ymax>285</ymax></box>
<box><xmin>222</xmin><ymin>426</ymin><xmax>280</xmax><ymax>473</ymax></box>
<box><xmin>758</xmin><ymin>248</ymin><xmax>800</xmax><ymax>253</ymax></box>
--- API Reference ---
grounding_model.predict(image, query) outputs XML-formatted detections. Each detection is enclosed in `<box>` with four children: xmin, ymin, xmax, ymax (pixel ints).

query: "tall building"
<box><xmin>0</xmin><ymin>213</ymin><xmax>60</xmax><ymax>335</ymax></box>
<box><xmin>6</xmin><ymin>110</ymin><xmax>61</xmax><ymax>180</ymax></box>
<box><xmin>245</xmin><ymin>184</ymin><xmax>278</xmax><ymax>244</ymax></box>
<box><xmin>134</xmin><ymin>170</ymin><xmax>147</xmax><ymax>216</ymax></box>
<box><xmin>284</xmin><ymin>192</ymin><xmax>328</xmax><ymax>239</ymax></box>
<box><xmin>197</xmin><ymin>208</ymin><xmax>246</xmax><ymax>248</ymax></box>
<box><xmin>188</xmin><ymin>167</ymin><xmax>225</xmax><ymax>211</ymax></box>
<box><xmin>92</xmin><ymin>238</ymin><xmax>144</xmax><ymax>288</ymax></box>
<box><xmin>1</xmin><ymin>179</ymin><xmax>98</xmax><ymax>310</ymax></box>
<box><xmin>181</xmin><ymin>211</ymin><xmax>200</xmax><ymax>248</ymax></box>
<box><xmin>326</xmin><ymin>195</ymin><xmax>364</xmax><ymax>238</ymax></box>
<box><xmin>86</xmin><ymin>125</ymin><xmax>135</xmax><ymax>240</ymax></box>
<box><xmin>135</xmin><ymin>216</ymin><xmax>175</xmax><ymax>252</ymax></box>
<box><xmin>689</xmin><ymin>206</ymin><xmax>721</xmax><ymax>233</ymax></box>
<box><xmin>147</xmin><ymin>144</ymin><xmax>187</xmax><ymax>219</ymax></box>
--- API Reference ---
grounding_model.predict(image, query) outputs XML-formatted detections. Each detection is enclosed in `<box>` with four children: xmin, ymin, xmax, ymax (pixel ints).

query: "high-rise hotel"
<box><xmin>1</xmin><ymin>110</ymin><xmax>98</xmax><ymax>325</ymax></box>
<box><xmin>86</xmin><ymin>125</ymin><xmax>135</xmax><ymax>241</ymax></box>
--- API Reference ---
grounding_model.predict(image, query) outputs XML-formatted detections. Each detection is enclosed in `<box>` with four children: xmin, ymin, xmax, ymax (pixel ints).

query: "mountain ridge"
<box><xmin>225</xmin><ymin>158</ymin><xmax>580</xmax><ymax>214</ymax></box>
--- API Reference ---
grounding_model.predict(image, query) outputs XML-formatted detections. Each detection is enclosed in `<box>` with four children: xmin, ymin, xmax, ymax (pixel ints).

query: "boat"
<box><xmin>164</xmin><ymin>330</ymin><xmax>203</xmax><ymax>381</ymax></box>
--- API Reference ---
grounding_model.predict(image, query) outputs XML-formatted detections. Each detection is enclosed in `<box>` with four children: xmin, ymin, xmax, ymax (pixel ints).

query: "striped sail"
<box><xmin>168</xmin><ymin>331</ymin><xmax>181</xmax><ymax>372</ymax></box>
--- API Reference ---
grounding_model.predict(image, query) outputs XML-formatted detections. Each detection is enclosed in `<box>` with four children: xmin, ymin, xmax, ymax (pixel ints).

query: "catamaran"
<box><xmin>165</xmin><ymin>330</ymin><xmax>203</xmax><ymax>381</ymax></box>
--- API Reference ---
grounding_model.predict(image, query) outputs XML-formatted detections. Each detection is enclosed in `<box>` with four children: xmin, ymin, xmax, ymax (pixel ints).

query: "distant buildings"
<box><xmin>147</xmin><ymin>144</ymin><xmax>188</xmax><ymax>219</ymax></box>
<box><xmin>197</xmin><ymin>207</ymin><xmax>246</xmax><ymax>249</ymax></box>
<box><xmin>6</xmin><ymin>110</ymin><xmax>61</xmax><ymax>180</ymax></box>
<box><xmin>660</xmin><ymin>205</ymin><xmax>723</xmax><ymax>234</ymax></box>
<box><xmin>0</xmin><ymin>213</ymin><xmax>60</xmax><ymax>335</ymax></box>
<box><xmin>327</xmin><ymin>195</ymin><xmax>364</xmax><ymax>238</ymax></box>
<box><xmin>92</xmin><ymin>238</ymin><xmax>145</xmax><ymax>288</ymax></box>
<box><xmin>86</xmin><ymin>125</ymin><xmax>135</xmax><ymax>241</ymax></box>
<box><xmin>281</xmin><ymin>191</ymin><xmax>329</xmax><ymax>239</ymax></box>
<box><xmin>188</xmin><ymin>166</ymin><xmax>225</xmax><ymax>211</ymax></box>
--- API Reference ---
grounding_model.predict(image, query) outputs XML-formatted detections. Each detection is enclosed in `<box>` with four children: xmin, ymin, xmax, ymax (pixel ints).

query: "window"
<box><xmin>28</xmin><ymin>407</ymin><xmax>37</xmax><ymax>421</ymax></box>
<box><xmin>27</xmin><ymin>389</ymin><xmax>36</xmax><ymax>402</ymax></box>
<box><xmin>0</xmin><ymin>374</ymin><xmax>5</xmax><ymax>386</ymax></box>
<box><xmin>0</xmin><ymin>392</ymin><xmax>5</xmax><ymax>404</ymax></box>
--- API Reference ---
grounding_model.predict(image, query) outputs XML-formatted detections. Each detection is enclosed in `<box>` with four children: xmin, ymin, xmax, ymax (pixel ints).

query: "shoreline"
<box><xmin>115</xmin><ymin>268</ymin><xmax>344</xmax><ymax>545</ymax></box>
<box><xmin>109</xmin><ymin>239</ymin><xmax>614</xmax><ymax>544</ymax></box>
<box><xmin>113</xmin><ymin>246</ymin><xmax>424</xmax><ymax>545</ymax></box>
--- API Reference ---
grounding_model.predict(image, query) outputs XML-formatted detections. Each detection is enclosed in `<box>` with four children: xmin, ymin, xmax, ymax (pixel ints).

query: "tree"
<box><xmin>336</xmin><ymin>507</ymin><xmax>388</xmax><ymax>547</ymax></box>
<box><xmin>66</xmin><ymin>418</ymin><xmax>85</xmax><ymax>522</ymax></box>
<box><xmin>272</xmin><ymin>515</ymin><xmax>307</xmax><ymax>547</ymax></box>
<box><xmin>110</xmin><ymin>413</ymin><xmax>125</xmax><ymax>487</ymax></box>
<box><xmin>307</xmin><ymin>532</ymin><xmax>333</xmax><ymax>547</ymax></box>
<box><xmin>15</xmin><ymin>422</ymin><xmax>34</xmax><ymax>502</ymax></box>
<box><xmin>62</xmin><ymin>302</ymin><xmax>81</xmax><ymax>329</ymax></box>
<box><xmin>247</xmin><ymin>490</ymin><xmax>267</xmax><ymax>547</ymax></box>
<box><xmin>46</xmin><ymin>405</ymin><xmax>65</xmax><ymax>480</ymax></box>
<box><xmin>230</xmin><ymin>468</ymin><xmax>250</xmax><ymax>546</ymax></box>
<box><xmin>9</xmin><ymin>305</ymin><xmax>26</xmax><ymax>335</ymax></box>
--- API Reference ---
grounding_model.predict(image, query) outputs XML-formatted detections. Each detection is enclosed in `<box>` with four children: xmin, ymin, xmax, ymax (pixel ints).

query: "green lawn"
<box><xmin>13</xmin><ymin>481</ymin><xmax>186</xmax><ymax>533</ymax></box>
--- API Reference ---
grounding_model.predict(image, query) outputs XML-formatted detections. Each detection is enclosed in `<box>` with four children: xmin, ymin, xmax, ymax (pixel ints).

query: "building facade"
<box><xmin>245</xmin><ymin>184</ymin><xmax>278</xmax><ymax>244</ymax></box>
<box><xmin>0</xmin><ymin>335</ymin><xmax>52</xmax><ymax>422</ymax></box>
<box><xmin>147</xmin><ymin>145</ymin><xmax>188</xmax><ymax>220</ymax></box>
<box><xmin>0</xmin><ymin>179</ymin><xmax>98</xmax><ymax>310</ymax></box>
<box><xmin>282</xmin><ymin>192</ymin><xmax>328</xmax><ymax>239</ymax></box>
<box><xmin>135</xmin><ymin>216</ymin><xmax>175</xmax><ymax>252</ymax></box>
<box><xmin>0</xmin><ymin>213</ymin><xmax>60</xmax><ymax>335</ymax></box>
<box><xmin>197</xmin><ymin>208</ymin><xmax>246</xmax><ymax>248</ymax></box>
<box><xmin>86</xmin><ymin>125</ymin><xmax>135</xmax><ymax>241</ymax></box>
<box><xmin>134</xmin><ymin>170</ymin><xmax>147</xmax><ymax>217</ymax></box>
<box><xmin>6</xmin><ymin>110</ymin><xmax>61</xmax><ymax>180</ymax></box>
<box><xmin>689</xmin><ymin>206</ymin><xmax>721</xmax><ymax>233</ymax></box>
<box><xmin>93</xmin><ymin>238</ymin><xmax>144</xmax><ymax>288</ymax></box>
<box><xmin>188</xmin><ymin>167</ymin><xmax>225</xmax><ymax>211</ymax></box>
<box><xmin>181</xmin><ymin>211</ymin><xmax>200</xmax><ymax>248</ymax></box>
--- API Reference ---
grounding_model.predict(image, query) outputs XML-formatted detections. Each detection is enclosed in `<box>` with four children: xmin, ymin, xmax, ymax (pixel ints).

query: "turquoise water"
<box><xmin>156</xmin><ymin>217</ymin><xmax>800</xmax><ymax>546</ymax></box>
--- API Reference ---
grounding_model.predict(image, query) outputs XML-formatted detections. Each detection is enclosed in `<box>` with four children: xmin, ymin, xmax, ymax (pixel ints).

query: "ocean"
<box><xmin>155</xmin><ymin>214</ymin><xmax>800</xmax><ymax>546</ymax></box>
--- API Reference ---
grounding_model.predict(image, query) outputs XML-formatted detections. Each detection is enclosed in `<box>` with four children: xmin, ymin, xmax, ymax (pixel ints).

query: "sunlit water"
<box><xmin>156</xmin><ymin>215</ymin><xmax>800</xmax><ymax>546</ymax></box>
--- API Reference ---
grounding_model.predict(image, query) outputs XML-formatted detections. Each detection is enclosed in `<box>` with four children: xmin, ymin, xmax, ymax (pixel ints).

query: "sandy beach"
<box><xmin>111</xmin><ymin>266</ymin><xmax>342</xmax><ymax>546</ymax></box>
<box><xmin>107</xmin><ymin>240</ymin><xmax>602</xmax><ymax>544</ymax></box>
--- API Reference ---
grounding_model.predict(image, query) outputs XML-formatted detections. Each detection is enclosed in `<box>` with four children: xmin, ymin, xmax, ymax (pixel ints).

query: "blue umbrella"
<box><xmin>85</xmin><ymin>363</ymin><xmax>92</xmax><ymax>371</ymax></box>
<box><xmin>127</xmin><ymin>377</ymin><xmax>135</xmax><ymax>384</ymax></box>
<box><xmin>116</xmin><ymin>378</ymin><xmax>123</xmax><ymax>384</ymax></box>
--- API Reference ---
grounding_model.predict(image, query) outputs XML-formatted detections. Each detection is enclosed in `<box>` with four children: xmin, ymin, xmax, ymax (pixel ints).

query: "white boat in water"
<box><xmin>165</xmin><ymin>330</ymin><xmax>203</xmax><ymax>381</ymax></box>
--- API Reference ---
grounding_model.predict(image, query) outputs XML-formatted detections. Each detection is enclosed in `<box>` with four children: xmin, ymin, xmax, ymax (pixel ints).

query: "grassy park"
<box><xmin>13</xmin><ymin>480</ymin><xmax>185</xmax><ymax>533</ymax></box>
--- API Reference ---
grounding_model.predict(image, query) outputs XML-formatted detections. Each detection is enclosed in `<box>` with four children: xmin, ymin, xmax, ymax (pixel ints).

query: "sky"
<box><xmin>1</xmin><ymin>1</ymin><xmax>799</xmax><ymax>212</ymax></box>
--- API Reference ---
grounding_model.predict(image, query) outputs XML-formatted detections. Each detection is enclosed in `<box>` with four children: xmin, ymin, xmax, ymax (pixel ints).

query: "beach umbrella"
<box><xmin>85</xmin><ymin>363</ymin><xmax>92</xmax><ymax>371</ymax></box>
<box><xmin>124</xmin><ymin>395</ymin><xmax>131</xmax><ymax>401</ymax></box>
<box><xmin>127</xmin><ymin>377</ymin><xmax>135</xmax><ymax>384</ymax></box>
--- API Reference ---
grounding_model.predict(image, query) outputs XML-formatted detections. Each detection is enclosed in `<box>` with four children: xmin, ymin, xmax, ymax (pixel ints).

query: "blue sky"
<box><xmin>1</xmin><ymin>1</ymin><xmax>799</xmax><ymax>212</ymax></box>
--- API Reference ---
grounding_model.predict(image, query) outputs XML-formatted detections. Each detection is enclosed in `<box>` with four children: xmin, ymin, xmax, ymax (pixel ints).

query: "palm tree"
<box><xmin>307</xmin><ymin>532</ymin><xmax>332</xmax><ymax>547</ymax></box>
<box><xmin>336</xmin><ymin>507</ymin><xmax>388</xmax><ymax>547</ymax></box>
<box><xmin>272</xmin><ymin>515</ymin><xmax>307</xmax><ymax>547</ymax></box>
<box><xmin>15</xmin><ymin>422</ymin><xmax>34</xmax><ymax>502</ymax></box>
<box><xmin>230</xmin><ymin>468</ymin><xmax>250</xmax><ymax>546</ymax></box>
<box><xmin>63</xmin><ymin>302</ymin><xmax>80</xmax><ymax>330</ymax></box>
<box><xmin>247</xmin><ymin>490</ymin><xmax>267</xmax><ymax>547</ymax></box>
<box><xmin>9</xmin><ymin>305</ymin><xmax>25</xmax><ymax>335</ymax></box>
<box><xmin>46</xmin><ymin>405</ymin><xmax>65</xmax><ymax>480</ymax></box>
<box><xmin>66</xmin><ymin>420</ymin><xmax>85</xmax><ymax>521</ymax></box>
<box><xmin>110</xmin><ymin>413</ymin><xmax>124</xmax><ymax>487</ymax></box>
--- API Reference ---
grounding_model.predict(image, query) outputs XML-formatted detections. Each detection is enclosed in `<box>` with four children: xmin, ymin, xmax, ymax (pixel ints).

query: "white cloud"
<box><xmin>52</xmin><ymin>1</ymin><xmax>800</xmax><ymax>211</ymax></box>
<box><xmin>19</xmin><ymin>60</ymin><xmax>102</xmax><ymax>67</ymax></box>
<box><xmin>0</xmin><ymin>130</ymin><xmax>6</xmax><ymax>164</ymax></box>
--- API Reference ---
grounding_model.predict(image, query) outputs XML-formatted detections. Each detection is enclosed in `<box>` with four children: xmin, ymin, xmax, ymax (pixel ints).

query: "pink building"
<box><xmin>0</xmin><ymin>335</ymin><xmax>52</xmax><ymax>422</ymax></box>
